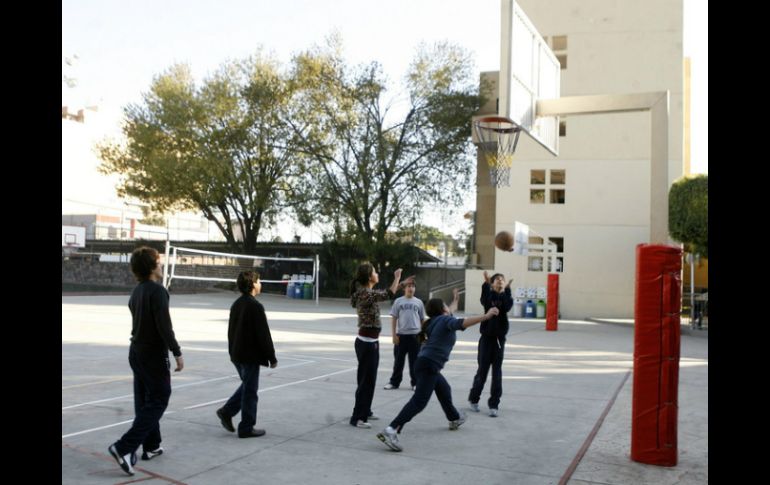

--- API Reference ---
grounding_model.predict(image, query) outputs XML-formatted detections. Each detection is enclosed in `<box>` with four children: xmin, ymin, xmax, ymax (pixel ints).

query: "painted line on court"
<box><xmin>61</xmin><ymin>442</ymin><xmax>189</xmax><ymax>484</ymax></box>
<box><xmin>62</xmin><ymin>360</ymin><xmax>314</xmax><ymax>410</ymax></box>
<box><xmin>184</xmin><ymin>367</ymin><xmax>357</xmax><ymax>410</ymax></box>
<box><xmin>62</xmin><ymin>366</ymin><xmax>355</xmax><ymax>438</ymax></box>
<box><xmin>558</xmin><ymin>369</ymin><xmax>631</xmax><ymax>485</ymax></box>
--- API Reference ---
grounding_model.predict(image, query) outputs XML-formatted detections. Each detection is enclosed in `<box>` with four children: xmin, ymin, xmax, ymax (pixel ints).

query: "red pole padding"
<box><xmin>546</xmin><ymin>273</ymin><xmax>559</xmax><ymax>331</ymax></box>
<box><xmin>631</xmin><ymin>243</ymin><xmax>681</xmax><ymax>466</ymax></box>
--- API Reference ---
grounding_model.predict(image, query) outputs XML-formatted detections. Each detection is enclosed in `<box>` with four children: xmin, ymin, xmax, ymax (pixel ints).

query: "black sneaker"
<box><xmin>216</xmin><ymin>408</ymin><xmax>235</xmax><ymax>432</ymax></box>
<box><xmin>238</xmin><ymin>428</ymin><xmax>266</xmax><ymax>438</ymax></box>
<box><xmin>141</xmin><ymin>447</ymin><xmax>164</xmax><ymax>460</ymax></box>
<box><xmin>108</xmin><ymin>443</ymin><xmax>135</xmax><ymax>476</ymax></box>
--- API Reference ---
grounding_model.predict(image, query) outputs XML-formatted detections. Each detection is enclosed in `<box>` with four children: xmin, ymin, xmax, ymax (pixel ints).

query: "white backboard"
<box><xmin>500</xmin><ymin>0</ymin><xmax>560</xmax><ymax>156</ymax></box>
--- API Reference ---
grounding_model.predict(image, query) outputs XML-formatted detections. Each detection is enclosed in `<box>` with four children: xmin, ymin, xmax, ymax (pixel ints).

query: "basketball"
<box><xmin>494</xmin><ymin>231</ymin><xmax>514</xmax><ymax>252</ymax></box>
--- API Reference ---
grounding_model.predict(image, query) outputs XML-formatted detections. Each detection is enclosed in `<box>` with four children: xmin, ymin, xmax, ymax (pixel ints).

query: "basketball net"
<box><xmin>473</xmin><ymin>116</ymin><xmax>521</xmax><ymax>188</ymax></box>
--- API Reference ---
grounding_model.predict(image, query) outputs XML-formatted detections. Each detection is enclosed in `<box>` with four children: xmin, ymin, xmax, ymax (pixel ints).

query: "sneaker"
<box><xmin>141</xmin><ymin>447</ymin><xmax>163</xmax><ymax>460</ymax></box>
<box><xmin>376</xmin><ymin>426</ymin><xmax>403</xmax><ymax>451</ymax></box>
<box><xmin>449</xmin><ymin>412</ymin><xmax>467</xmax><ymax>430</ymax></box>
<box><xmin>238</xmin><ymin>428</ymin><xmax>266</xmax><ymax>438</ymax></box>
<box><xmin>489</xmin><ymin>408</ymin><xmax>499</xmax><ymax>417</ymax></box>
<box><xmin>108</xmin><ymin>443</ymin><xmax>135</xmax><ymax>476</ymax></box>
<box><xmin>368</xmin><ymin>413</ymin><xmax>380</xmax><ymax>421</ymax></box>
<box><xmin>383</xmin><ymin>383</ymin><xmax>397</xmax><ymax>390</ymax></box>
<box><xmin>469</xmin><ymin>401</ymin><xmax>480</xmax><ymax>412</ymax></box>
<box><xmin>216</xmin><ymin>408</ymin><xmax>235</xmax><ymax>432</ymax></box>
<box><xmin>353</xmin><ymin>420</ymin><xmax>371</xmax><ymax>429</ymax></box>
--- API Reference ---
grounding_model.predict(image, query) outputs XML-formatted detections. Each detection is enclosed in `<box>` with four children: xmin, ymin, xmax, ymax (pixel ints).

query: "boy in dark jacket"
<box><xmin>108</xmin><ymin>247</ymin><xmax>183</xmax><ymax>476</ymax></box>
<box><xmin>468</xmin><ymin>271</ymin><xmax>513</xmax><ymax>417</ymax></box>
<box><xmin>216</xmin><ymin>271</ymin><xmax>277</xmax><ymax>438</ymax></box>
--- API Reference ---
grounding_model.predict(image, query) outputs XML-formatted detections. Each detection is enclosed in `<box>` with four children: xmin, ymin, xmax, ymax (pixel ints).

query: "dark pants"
<box><xmin>389</xmin><ymin>334</ymin><xmax>419</xmax><ymax>387</ymax></box>
<box><xmin>389</xmin><ymin>356</ymin><xmax>461</xmax><ymax>432</ymax></box>
<box><xmin>351</xmin><ymin>338</ymin><xmax>379</xmax><ymax>424</ymax></box>
<box><xmin>114</xmin><ymin>345</ymin><xmax>171</xmax><ymax>455</ymax></box>
<box><xmin>468</xmin><ymin>335</ymin><xmax>506</xmax><ymax>409</ymax></box>
<box><xmin>221</xmin><ymin>362</ymin><xmax>261</xmax><ymax>433</ymax></box>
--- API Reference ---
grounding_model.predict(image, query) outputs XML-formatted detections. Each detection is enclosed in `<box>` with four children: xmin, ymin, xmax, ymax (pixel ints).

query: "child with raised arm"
<box><xmin>468</xmin><ymin>271</ymin><xmax>513</xmax><ymax>417</ymax></box>
<box><xmin>348</xmin><ymin>263</ymin><xmax>411</xmax><ymax>428</ymax></box>
<box><xmin>376</xmin><ymin>299</ymin><xmax>498</xmax><ymax>451</ymax></box>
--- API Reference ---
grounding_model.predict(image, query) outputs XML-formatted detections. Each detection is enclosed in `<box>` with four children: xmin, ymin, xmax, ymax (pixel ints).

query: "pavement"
<box><xmin>62</xmin><ymin>292</ymin><xmax>707</xmax><ymax>484</ymax></box>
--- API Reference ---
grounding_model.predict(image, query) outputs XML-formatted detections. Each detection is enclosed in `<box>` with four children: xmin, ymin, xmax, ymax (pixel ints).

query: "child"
<box><xmin>376</xmin><ymin>299</ymin><xmax>499</xmax><ymax>451</ymax></box>
<box><xmin>384</xmin><ymin>280</ymin><xmax>425</xmax><ymax>391</ymax></box>
<box><xmin>468</xmin><ymin>271</ymin><xmax>513</xmax><ymax>417</ymax></box>
<box><xmin>348</xmin><ymin>263</ymin><xmax>411</xmax><ymax>429</ymax></box>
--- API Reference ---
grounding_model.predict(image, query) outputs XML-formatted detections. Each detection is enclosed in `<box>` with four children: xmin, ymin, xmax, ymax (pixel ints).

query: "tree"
<box><xmin>669</xmin><ymin>174</ymin><xmax>708</xmax><ymax>257</ymax></box>
<box><xmin>98</xmin><ymin>57</ymin><xmax>306</xmax><ymax>252</ymax></box>
<box><xmin>289</xmin><ymin>41</ymin><xmax>483</xmax><ymax>254</ymax></box>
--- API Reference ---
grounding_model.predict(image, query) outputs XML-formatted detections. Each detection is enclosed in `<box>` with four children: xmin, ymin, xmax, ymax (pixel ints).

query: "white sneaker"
<box><xmin>489</xmin><ymin>408</ymin><xmax>499</xmax><ymax>417</ymax></box>
<box><xmin>383</xmin><ymin>383</ymin><xmax>397</xmax><ymax>390</ymax></box>
<box><xmin>469</xmin><ymin>401</ymin><xmax>480</xmax><ymax>412</ymax></box>
<box><xmin>142</xmin><ymin>447</ymin><xmax>163</xmax><ymax>460</ymax></box>
<box><xmin>108</xmin><ymin>444</ymin><xmax>135</xmax><ymax>476</ymax></box>
<box><xmin>449</xmin><ymin>412</ymin><xmax>467</xmax><ymax>430</ymax></box>
<box><xmin>354</xmin><ymin>420</ymin><xmax>371</xmax><ymax>429</ymax></box>
<box><xmin>377</xmin><ymin>426</ymin><xmax>403</xmax><ymax>451</ymax></box>
<box><xmin>368</xmin><ymin>413</ymin><xmax>380</xmax><ymax>421</ymax></box>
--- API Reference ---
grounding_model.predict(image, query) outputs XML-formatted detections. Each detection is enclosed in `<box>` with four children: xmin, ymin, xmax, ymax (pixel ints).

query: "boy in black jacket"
<box><xmin>108</xmin><ymin>247</ymin><xmax>183</xmax><ymax>476</ymax></box>
<box><xmin>468</xmin><ymin>271</ymin><xmax>513</xmax><ymax>417</ymax></box>
<box><xmin>216</xmin><ymin>271</ymin><xmax>277</xmax><ymax>438</ymax></box>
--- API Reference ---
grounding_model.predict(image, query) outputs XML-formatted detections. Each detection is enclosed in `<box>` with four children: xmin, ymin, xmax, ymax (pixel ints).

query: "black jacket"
<box><xmin>128</xmin><ymin>280</ymin><xmax>182</xmax><ymax>357</ymax></box>
<box><xmin>228</xmin><ymin>294</ymin><xmax>277</xmax><ymax>366</ymax></box>
<box><xmin>479</xmin><ymin>283</ymin><xmax>513</xmax><ymax>338</ymax></box>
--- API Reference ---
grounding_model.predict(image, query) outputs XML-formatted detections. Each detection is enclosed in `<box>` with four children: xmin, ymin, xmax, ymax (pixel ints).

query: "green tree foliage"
<box><xmin>97</xmin><ymin>57</ymin><xmax>306</xmax><ymax>252</ymax></box>
<box><xmin>669</xmin><ymin>174</ymin><xmax>708</xmax><ymax>257</ymax></box>
<box><xmin>288</xmin><ymin>41</ymin><xmax>482</xmax><ymax>249</ymax></box>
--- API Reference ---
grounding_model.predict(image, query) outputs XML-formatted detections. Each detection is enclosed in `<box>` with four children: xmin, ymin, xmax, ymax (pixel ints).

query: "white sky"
<box><xmin>62</xmin><ymin>0</ymin><xmax>707</xmax><ymax>241</ymax></box>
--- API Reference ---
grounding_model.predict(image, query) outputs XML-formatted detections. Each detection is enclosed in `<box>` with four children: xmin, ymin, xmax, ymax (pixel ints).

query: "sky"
<box><xmin>62</xmin><ymin>0</ymin><xmax>707</xmax><ymax>242</ymax></box>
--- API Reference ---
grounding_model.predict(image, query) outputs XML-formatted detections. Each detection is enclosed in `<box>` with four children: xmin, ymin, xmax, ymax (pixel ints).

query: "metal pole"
<box><xmin>163</xmin><ymin>240</ymin><xmax>171</xmax><ymax>288</ymax></box>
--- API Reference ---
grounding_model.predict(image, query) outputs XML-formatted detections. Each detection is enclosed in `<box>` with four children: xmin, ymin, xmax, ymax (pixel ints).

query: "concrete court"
<box><xmin>62</xmin><ymin>291</ymin><xmax>707</xmax><ymax>484</ymax></box>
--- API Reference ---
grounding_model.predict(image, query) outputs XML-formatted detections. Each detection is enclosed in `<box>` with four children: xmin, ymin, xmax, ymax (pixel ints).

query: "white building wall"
<box><xmin>465</xmin><ymin>0</ymin><xmax>683</xmax><ymax>318</ymax></box>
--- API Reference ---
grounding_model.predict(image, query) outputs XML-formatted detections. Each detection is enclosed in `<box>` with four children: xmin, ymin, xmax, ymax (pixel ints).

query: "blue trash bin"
<box><xmin>524</xmin><ymin>300</ymin><xmax>536</xmax><ymax>318</ymax></box>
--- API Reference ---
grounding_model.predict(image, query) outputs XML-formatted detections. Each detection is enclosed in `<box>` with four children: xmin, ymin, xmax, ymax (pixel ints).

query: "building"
<box><xmin>466</xmin><ymin>0</ymin><xmax>689</xmax><ymax>318</ymax></box>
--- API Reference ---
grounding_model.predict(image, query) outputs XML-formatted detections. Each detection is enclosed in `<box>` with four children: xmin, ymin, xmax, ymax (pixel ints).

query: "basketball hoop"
<box><xmin>473</xmin><ymin>116</ymin><xmax>522</xmax><ymax>188</ymax></box>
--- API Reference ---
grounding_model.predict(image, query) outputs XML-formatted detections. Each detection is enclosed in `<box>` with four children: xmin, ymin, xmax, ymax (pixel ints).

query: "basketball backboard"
<box><xmin>500</xmin><ymin>0</ymin><xmax>560</xmax><ymax>156</ymax></box>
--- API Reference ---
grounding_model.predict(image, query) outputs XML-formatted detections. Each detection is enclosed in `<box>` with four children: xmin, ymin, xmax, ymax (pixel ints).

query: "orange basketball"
<box><xmin>494</xmin><ymin>231</ymin><xmax>514</xmax><ymax>251</ymax></box>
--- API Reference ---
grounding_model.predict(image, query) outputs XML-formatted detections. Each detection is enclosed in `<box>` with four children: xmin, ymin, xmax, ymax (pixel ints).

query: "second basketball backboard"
<box><xmin>500</xmin><ymin>0</ymin><xmax>560</xmax><ymax>156</ymax></box>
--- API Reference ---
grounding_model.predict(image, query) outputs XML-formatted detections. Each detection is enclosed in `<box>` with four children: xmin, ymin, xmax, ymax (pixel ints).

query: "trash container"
<box><xmin>286</xmin><ymin>281</ymin><xmax>294</xmax><ymax>298</ymax></box>
<box><xmin>303</xmin><ymin>282</ymin><xmax>313</xmax><ymax>300</ymax></box>
<box><xmin>524</xmin><ymin>300</ymin><xmax>536</xmax><ymax>318</ymax></box>
<box><xmin>294</xmin><ymin>283</ymin><xmax>303</xmax><ymax>299</ymax></box>
<box><xmin>536</xmin><ymin>299</ymin><xmax>546</xmax><ymax>318</ymax></box>
<box><xmin>512</xmin><ymin>298</ymin><xmax>524</xmax><ymax>318</ymax></box>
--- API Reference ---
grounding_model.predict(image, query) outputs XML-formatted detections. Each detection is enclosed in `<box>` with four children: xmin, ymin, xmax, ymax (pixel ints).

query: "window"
<box><xmin>528</xmin><ymin>256</ymin><xmax>543</xmax><ymax>272</ymax></box>
<box><xmin>559</xmin><ymin>120</ymin><xmax>566</xmax><ymax>137</ymax></box>
<box><xmin>527</xmin><ymin>236</ymin><xmax>565</xmax><ymax>273</ymax></box>
<box><xmin>530</xmin><ymin>189</ymin><xmax>545</xmax><ymax>204</ymax></box>
<box><xmin>552</xmin><ymin>35</ymin><xmax>568</xmax><ymax>50</ymax></box>
<box><xmin>530</xmin><ymin>170</ymin><xmax>546</xmax><ymax>184</ymax></box>
<box><xmin>548</xmin><ymin>237</ymin><xmax>564</xmax><ymax>253</ymax></box>
<box><xmin>530</xmin><ymin>169</ymin><xmax>566</xmax><ymax>205</ymax></box>
<box><xmin>548</xmin><ymin>35</ymin><xmax>568</xmax><ymax>70</ymax></box>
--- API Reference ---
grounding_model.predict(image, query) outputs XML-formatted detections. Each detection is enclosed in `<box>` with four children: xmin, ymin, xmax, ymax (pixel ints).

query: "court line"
<box><xmin>558</xmin><ymin>369</ymin><xmax>631</xmax><ymax>485</ymax></box>
<box><xmin>62</xmin><ymin>359</ymin><xmax>314</xmax><ymax>410</ymax></box>
<box><xmin>62</xmin><ymin>366</ymin><xmax>356</xmax><ymax>439</ymax></box>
